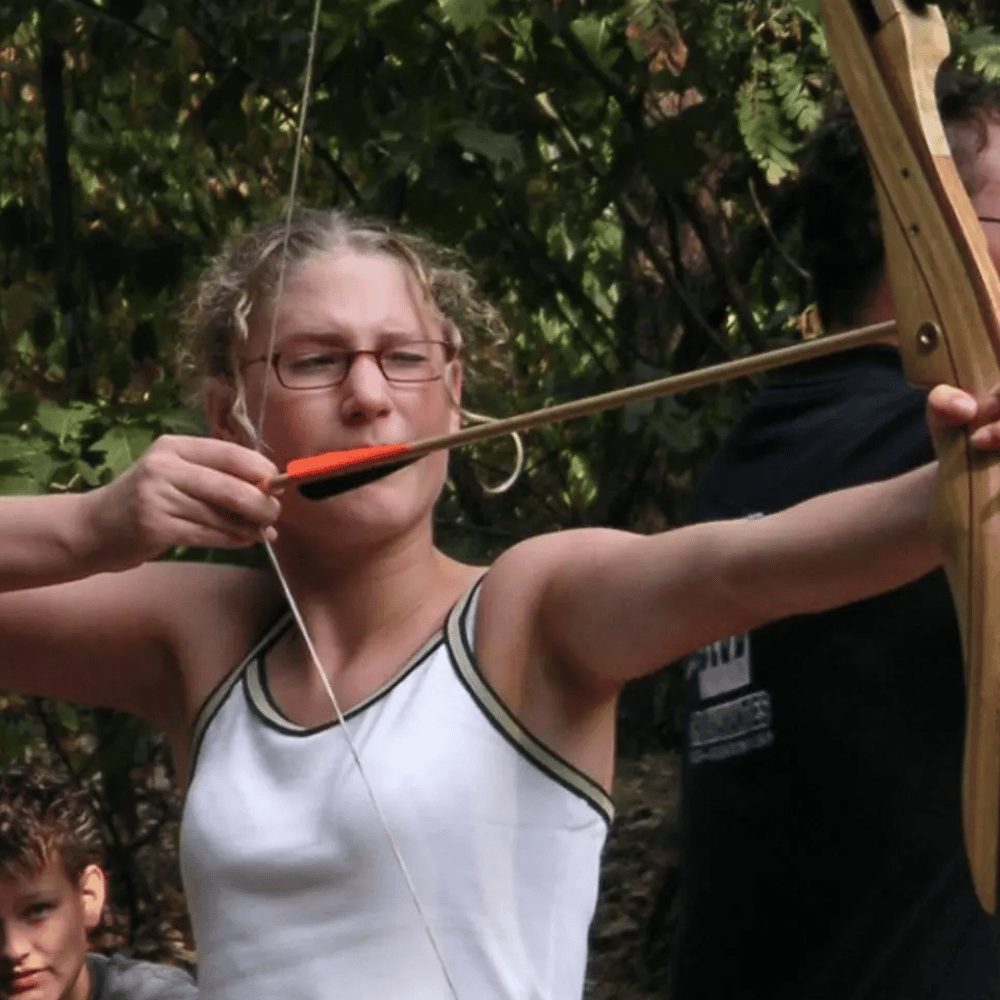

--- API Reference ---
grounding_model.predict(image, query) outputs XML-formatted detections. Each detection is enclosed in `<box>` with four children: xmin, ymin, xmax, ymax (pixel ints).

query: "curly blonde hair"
<box><xmin>180</xmin><ymin>209</ymin><xmax>510</xmax><ymax>442</ymax></box>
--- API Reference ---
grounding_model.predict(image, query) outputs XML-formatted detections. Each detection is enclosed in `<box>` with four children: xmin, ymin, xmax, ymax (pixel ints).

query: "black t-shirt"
<box><xmin>671</xmin><ymin>346</ymin><xmax>999</xmax><ymax>1000</ymax></box>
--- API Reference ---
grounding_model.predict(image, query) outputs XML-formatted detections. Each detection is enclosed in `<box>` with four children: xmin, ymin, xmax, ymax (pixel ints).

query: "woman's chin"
<box><xmin>284</xmin><ymin>477</ymin><xmax>435</xmax><ymax>546</ymax></box>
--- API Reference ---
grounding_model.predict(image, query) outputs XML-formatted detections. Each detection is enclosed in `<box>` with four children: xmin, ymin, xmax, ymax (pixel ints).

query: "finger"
<box><xmin>969</xmin><ymin>421</ymin><xmax>1000</xmax><ymax>451</ymax></box>
<box><xmin>139</xmin><ymin>439</ymin><xmax>281</xmax><ymax>524</ymax></box>
<box><xmin>166</xmin><ymin>517</ymin><xmax>266</xmax><ymax>552</ymax></box>
<box><xmin>171</xmin><ymin>503</ymin><xmax>281</xmax><ymax>547</ymax></box>
<box><xmin>163</xmin><ymin>489</ymin><xmax>277</xmax><ymax>541</ymax></box>
<box><xmin>165</xmin><ymin>467</ymin><xmax>282</xmax><ymax>529</ymax></box>
<box><xmin>973</xmin><ymin>384</ymin><xmax>1000</xmax><ymax>425</ymax></box>
<box><xmin>166</xmin><ymin>436</ymin><xmax>281</xmax><ymax>484</ymax></box>
<box><xmin>927</xmin><ymin>384</ymin><xmax>978</xmax><ymax>428</ymax></box>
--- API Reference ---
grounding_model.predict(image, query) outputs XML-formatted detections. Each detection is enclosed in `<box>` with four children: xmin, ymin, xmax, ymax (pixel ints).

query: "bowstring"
<box><xmin>261</xmin><ymin>545</ymin><xmax>461</xmax><ymax>999</ymax></box>
<box><xmin>251</xmin><ymin>4</ymin><xmax>461</xmax><ymax>996</ymax></box>
<box><xmin>252</xmin><ymin>0</ymin><xmax>322</xmax><ymax>444</ymax></box>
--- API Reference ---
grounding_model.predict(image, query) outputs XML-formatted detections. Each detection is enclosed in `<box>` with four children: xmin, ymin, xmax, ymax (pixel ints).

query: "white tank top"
<box><xmin>179</xmin><ymin>580</ymin><xmax>613</xmax><ymax>1000</ymax></box>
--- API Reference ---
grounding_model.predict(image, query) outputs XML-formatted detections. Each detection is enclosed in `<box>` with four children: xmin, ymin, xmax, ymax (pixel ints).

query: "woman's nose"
<box><xmin>338</xmin><ymin>352</ymin><xmax>392</xmax><ymax>422</ymax></box>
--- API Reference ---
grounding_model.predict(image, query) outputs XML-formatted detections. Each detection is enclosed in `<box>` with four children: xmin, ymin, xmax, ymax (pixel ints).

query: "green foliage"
<box><xmin>439</xmin><ymin>0</ymin><xmax>499</xmax><ymax>33</ymax></box>
<box><xmin>954</xmin><ymin>26</ymin><xmax>1000</xmax><ymax>82</ymax></box>
<box><xmin>735</xmin><ymin>10</ymin><xmax>827</xmax><ymax>183</ymax></box>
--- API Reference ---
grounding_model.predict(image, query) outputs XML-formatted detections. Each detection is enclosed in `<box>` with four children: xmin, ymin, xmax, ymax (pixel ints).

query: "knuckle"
<box><xmin>141</xmin><ymin>447</ymin><xmax>171</xmax><ymax>478</ymax></box>
<box><xmin>147</xmin><ymin>436</ymin><xmax>176</xmax><ymax>459</ymax></box>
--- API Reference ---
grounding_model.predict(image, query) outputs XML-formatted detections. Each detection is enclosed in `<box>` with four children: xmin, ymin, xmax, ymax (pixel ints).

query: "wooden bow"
<box><xmin>821</xmin><ymin>0</ymin><xmax>1000</xmax><ymax>912</ymax></box>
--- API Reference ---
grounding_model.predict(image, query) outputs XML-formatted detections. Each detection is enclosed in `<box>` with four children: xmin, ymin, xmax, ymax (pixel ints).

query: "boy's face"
<box><xmin>0</xmin><ymin>859</ymin><xmax>104</xmax><ymax>1000</ymax></box>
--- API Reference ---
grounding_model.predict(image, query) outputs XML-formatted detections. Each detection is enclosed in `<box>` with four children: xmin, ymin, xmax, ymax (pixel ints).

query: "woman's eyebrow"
<box><xmin>378</xmin><ymin>328</ymin><xmax>426</xmax><ymax>340</ymax></box>
<box><xmin>276</xmin><ymin>330</ymin><xmax>350</xmax><ymax>346</ymax></box>
<box><xmin>280</xmin><ymin>328</ymin><xmax>425</xmax><ymax>345</ymax></box>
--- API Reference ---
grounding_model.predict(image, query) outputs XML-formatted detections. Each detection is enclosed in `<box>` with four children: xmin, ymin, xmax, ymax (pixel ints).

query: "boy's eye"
<box><xmin>24</xmin><ymin>902</ymin><xmax>54</xmax><ymax>920</ymax></box>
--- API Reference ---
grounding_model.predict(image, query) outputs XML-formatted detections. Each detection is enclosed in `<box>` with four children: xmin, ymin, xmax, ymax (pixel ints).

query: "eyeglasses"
<box><xmin>241</xmin><ymin>340</ymin><xmax>458</xmax><ymax>390</ymax></box>
<box><xmin>979</xmin><ymin>217</ymin><xmax>1000</xmax><ymax>225</ymax></box>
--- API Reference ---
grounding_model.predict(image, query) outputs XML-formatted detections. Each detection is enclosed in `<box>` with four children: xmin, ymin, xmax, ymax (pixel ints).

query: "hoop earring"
<box><xmin>442</xmin><ymin>375</ymin><xmax>524</xmax><ymax>495</ymax></box>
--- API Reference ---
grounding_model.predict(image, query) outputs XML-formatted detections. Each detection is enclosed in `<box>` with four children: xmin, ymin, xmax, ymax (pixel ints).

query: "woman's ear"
<box><xmin>445</xmin><ymin>360</ymin><xmax>463</xmax><ymax>432</ymax></box>
<box><xmin>203</xmin><ymin>377</ymin><xmax>244</xmax><ymax>443</ymax></box>
<box><xmin>77</xmin><ymin>864</ymin><xmax>107</xmax><ymax>931</ymax></box>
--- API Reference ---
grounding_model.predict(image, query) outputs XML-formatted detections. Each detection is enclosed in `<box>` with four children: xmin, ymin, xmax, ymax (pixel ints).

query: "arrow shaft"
<box><xmin>270</xmin><ymin>320</ymin><xmax>896</xmax><ymax>489</ymax></box>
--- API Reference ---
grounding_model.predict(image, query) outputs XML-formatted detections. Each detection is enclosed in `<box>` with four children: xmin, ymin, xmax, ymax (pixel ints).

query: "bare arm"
<box><xmin>0</xmin><ymin>436</ymin><xmax>281</xmax><ymax>592</ymax></box>
<box><xmin>514</xmin><ymin>384</ymin><xmax>1000</xmax><ymax>695</ymax></box>
<box><xmin>0</xmin><ymin>493</ymin><xmax>107</xmax><ymax>591</ymax></box>
<box><xmin>0</xmin><ymin>562</ymin><xmax>276</xmax><ymax>728</ymax></box>
<box><xmin>0</xmin><ymin>436</ymin><xmax>282</xmax><ymax>724</ymax></box>
<box><xmin>513</xmin><ymin>463</ymin><xmax>938</xmax><ymax>693</ymax></box>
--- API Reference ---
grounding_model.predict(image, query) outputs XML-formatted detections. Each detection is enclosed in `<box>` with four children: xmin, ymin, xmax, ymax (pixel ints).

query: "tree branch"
<box><xmin>39</xmin><ymin>2</ymin><xmax>89</xmax><ymax>395</ymax></box>
<box><xmin>673</xmin><ymin>188</ymin><xmax>766</xmax><ymax>351</ymax></box>
<box><xmin>67</xmin><ymin>0</ymin><xmax>363</xmax><ymax>203</ymax></box>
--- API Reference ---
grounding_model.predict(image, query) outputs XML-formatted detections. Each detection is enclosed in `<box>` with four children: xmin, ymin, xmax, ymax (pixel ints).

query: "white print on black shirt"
<box><xmin>686</xmin><ymin>633</ymin><xmax>775</xmax><ymax>764</ymax></box>
<box><xmin>687</xmin><ymin>633</ymin><xmax>751</xmax><ymax>699</ymax></box>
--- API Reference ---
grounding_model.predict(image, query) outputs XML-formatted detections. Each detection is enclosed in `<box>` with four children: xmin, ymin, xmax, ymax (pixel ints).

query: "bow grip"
<box><xmin>823</xmin><ymin>0</ymin><xmax>1000</xmax><ymax>912</ymax></box>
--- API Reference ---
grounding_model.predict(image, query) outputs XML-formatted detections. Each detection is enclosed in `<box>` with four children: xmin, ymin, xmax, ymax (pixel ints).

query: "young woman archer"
<box><xmin>0</xmin><ymin>209</ymin><xmax>994</xmax><ymax>1000</ymax></box>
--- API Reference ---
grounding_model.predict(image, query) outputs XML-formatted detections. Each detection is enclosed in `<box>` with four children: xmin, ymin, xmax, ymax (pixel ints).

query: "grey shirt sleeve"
<box><xmin>87</xmin><ymin>952</ymin><xmax>197</xmax><ymax>1000</ymax></box>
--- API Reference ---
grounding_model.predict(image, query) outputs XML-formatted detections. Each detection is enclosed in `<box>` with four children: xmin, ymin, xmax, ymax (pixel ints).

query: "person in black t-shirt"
<box><xmin>671</xmin><ymin>74</ymin><xmax>1000</xmax><ymax>1000</ymax></box>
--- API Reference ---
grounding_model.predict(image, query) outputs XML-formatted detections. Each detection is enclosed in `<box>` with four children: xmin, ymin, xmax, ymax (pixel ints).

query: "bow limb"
<box><xmin>822</xmin><ymin>0</ymin><xmax>1000</xmax><ymax>912</ymax></box>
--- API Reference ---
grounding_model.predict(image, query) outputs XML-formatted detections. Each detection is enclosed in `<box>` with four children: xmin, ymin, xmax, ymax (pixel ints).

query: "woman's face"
<box><xmin>231</xmin><ymin>248</ymin><xmax>462</xmax><ymax>541</ymax></box>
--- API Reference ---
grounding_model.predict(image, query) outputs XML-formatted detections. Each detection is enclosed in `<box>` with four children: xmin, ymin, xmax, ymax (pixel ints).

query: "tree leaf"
<box><xmin>91</xmin><ymin>426</ymin><xmax>155</xmax><ymax>475</ymax></box>
<box><xmin>439</xmin><ymin>0</ymin><xmax>498</xmax><ymax>33</ymax></box>
<box><xmin>35</xmin><ymin>401</ymin><xmax>97</xmax><ymax>444</ymax></box>
<box><xmin>1</xmin><ymin>282</ymin><xmax>37</xmax><ymax>337</ymax></box>
<box><xmin>452</xmin><ymin>123</ymin><xmax>524</xmax><ymax>169</ymax></box>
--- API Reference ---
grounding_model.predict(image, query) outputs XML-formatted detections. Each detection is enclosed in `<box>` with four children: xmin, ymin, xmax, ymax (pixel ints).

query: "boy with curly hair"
<box><xmin>0</xmin><ymin>768</ymin><xmax>196</xmax><ymax>1000</ymax></box>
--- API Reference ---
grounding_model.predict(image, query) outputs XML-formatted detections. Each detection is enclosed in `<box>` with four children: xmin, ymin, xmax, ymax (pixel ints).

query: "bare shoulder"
<box><xmin>480</xmin><ymin>527</ymin><xmax>636</xmax><ymax>608</ymax></box>
<box><xmin>152</xmin><ymin>560</ymin><xmax>283</xmax><ymax>713</ymax></box>
<box><xmin>0</xmin><ymin>558</ymin><xmax>278</xmax><ymax>735</ymax></box>
<box><xmin>474</xmin><ymin>530</ymin><xmax>626</xmax><ymax>789</ymax></box>
<box><xmin>111</xmin><ymin>559</ymin><xmax>277</xmax><ymax>649</ymax></box>
<box><xmin>100</xmin><ymin>559</ymin><xmax>281</xmax><ymax>786</ymax></box>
